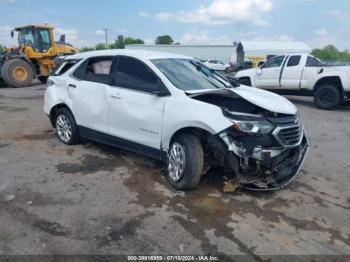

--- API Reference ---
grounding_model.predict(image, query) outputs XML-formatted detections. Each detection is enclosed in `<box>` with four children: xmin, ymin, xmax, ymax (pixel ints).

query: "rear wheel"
<box><xmin>314</xmin><ymin>84</ymin><xmax>341</xmax><ymax>110</ymax></box>
<box><xmin>167</xmin><ymin>134</ymin><xmax>204</xmax><ymax>190</ymax></box>
<box><xmin>38</xmin><ymin>76</ymin><xmax>48</xmax><ymax>84</ymax></box>
<box><xmin>1</xmin><ymin>59</ymin><xmax>34</xmax><ymax>87</ymax></box>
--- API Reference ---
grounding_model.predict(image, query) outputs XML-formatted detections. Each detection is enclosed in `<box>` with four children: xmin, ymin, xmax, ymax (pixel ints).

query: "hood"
<box><xmin>186</xmin><ymin>86</ymin><xmax>297</xmax><ymax>115</ymax></box>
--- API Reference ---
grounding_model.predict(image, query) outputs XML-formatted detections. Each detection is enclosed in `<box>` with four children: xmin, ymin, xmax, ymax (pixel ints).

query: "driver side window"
<box><xmin>262</xmin><ymin>56</ymin><xmax>285</xmax><ymax>68</ymax></box>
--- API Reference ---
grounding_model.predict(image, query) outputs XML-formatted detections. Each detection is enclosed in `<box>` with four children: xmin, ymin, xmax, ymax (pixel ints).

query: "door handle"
<box><xmin>68</xmin><ymin>84</ymin><xmax>76</xmax><ymax>88</ymax></box>
<box><xmin>110</xmin><ymin>93</ymin><xmax>122</xmax><ymax>99</ymax></box>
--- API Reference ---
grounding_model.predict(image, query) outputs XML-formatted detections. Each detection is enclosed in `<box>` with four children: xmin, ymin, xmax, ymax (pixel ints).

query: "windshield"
<box><xmin>152</xmin><ymin>58</ymin><xmax>232</xmax><ymax>91</ymax></box>
<box><xmin>18</xmin><ymin>28</ymin><xmax>34</xmax><ymax>47</ymax></box>
<box><xmin>18</xmin><ymin>27</ymin><xmax>51</xmax><ymax>52</ymax></box>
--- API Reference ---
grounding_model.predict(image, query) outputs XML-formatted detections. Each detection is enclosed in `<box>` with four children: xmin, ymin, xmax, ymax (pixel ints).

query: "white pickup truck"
<box><xmin>235</xmin><ymin>54</ymin><xmax>350</xmax><ymax>109</ymax></box>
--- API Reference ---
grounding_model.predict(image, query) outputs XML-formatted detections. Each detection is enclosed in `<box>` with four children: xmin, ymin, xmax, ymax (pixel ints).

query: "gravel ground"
<box><xmin>0</xmin><ymin>83</ymin><xmax>350</xmax><ymax>260</ymax></box>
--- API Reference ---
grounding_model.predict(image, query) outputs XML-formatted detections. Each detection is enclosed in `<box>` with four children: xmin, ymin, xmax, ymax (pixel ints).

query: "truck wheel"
<box><xmin>239</xmin><ymin>78</ymin><xmax>251</xmax><ymax>86</ymax></box>
<box><xmin>167</xmin><ymin>134</ymin><xmax>204</xmax><ymax>190</ymax></box>
<box><xmin>1</xmin><ymin>59</ymin><xmax>34</xmax><ymax>87</ymax></box>
<box><xmin>54</xmin><ymin>108</ymin><xmax>80</xmax><ymax>145</ymax></box>
<box><xmin>314</xmin><ymin>85</ymin><xmax>341</xmax><ymax>110</ymax></box>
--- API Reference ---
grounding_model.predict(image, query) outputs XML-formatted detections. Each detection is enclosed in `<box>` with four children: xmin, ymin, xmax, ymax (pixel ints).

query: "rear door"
<box><xmin>106</xmin><ymin>55</ymin><xmax>167</xmax><ymax>149</ymax></box>
<box><xmin>256</xmin><ymin>55</ymin><xmax>286</xmax><ymax>88</ymax></box>
<box><xmin>67</xmin><ymin>56</ymin><xmax>114</xmax><ymax>133</ymax></box>
<box><xmin>300</xmin><ymin>56</ymin><xmax>322</xmax><ymax>89</ymax></box>
<box><xmin>280</xmin><ymin>55</ymin><xmax>303</xmax><ymax>89</ymax></box>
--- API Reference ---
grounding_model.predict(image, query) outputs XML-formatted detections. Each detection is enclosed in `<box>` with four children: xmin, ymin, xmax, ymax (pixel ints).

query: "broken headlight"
<box><xmin>231</xmin><ymin>119</ymin><xmax>275</xmax><ymax>135</ymax></box>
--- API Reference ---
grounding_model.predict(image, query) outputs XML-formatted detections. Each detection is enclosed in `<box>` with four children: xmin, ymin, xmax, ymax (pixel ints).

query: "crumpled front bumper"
<box><xmin>219</xmin><ymin>132</ymin><xmax>310</xmax><ymax>191</ymax></box>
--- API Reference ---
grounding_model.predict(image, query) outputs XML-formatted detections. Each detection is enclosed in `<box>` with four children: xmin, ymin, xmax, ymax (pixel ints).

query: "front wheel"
<box><xmin>1</xmin><ymin>59</ymin><xmax>34</xmax><ymax>87</ymax></box>
<box><xmin>54</xmin><ymin>108</ymin><xmax>80</xmax><ymax>145</ymax></box>
<box><xmin>314</xmin><ymin>85</ymin><xmax>341</xmax><ymax>110</ymax></box>
<box><xmin>167</xmin><ymin>134</ymin><xmax>204</xmax><ymax>190</ymax></box>
<box><xmin>239</xmin><ymin>78</ymin><xmax>251</xmax><ymax>86</ymax></box>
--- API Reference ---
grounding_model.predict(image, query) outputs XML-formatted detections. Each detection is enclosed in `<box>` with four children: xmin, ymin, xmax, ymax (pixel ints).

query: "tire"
<box><xmin>225</xmin><ymin>67</ymin><xmax>231</xmax><ymax>74</ymax></box>
<box><xmin>54</xmin><ymin>108</ymin><xmax>80</xmax><ymax>145</ymax></box>
<box><xmin>38</xmin><ymin>76</ymin><xmax>48</xmax><ymax>84</ymax></box>
<box><xmin>1</xmin><ymin>59</ymin><xmax>34</xmax><ymax>87</ymax></box>
<box><xmin>239</xmin><ymin>78</ymin><xmax>251</xmax><ymax>86</ymax></box>
<box><xmin>314</xmin><ymin>84</ymin><xmax>341</xmax><ymax>110</ymax></box>
<box><xmin>167</xmin><ymin>134</ymin><xmax>204</xmax><ymax>190</ymax></box>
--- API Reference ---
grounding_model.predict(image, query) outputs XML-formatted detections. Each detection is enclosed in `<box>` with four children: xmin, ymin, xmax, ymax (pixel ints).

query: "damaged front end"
<box><xmin>218</xmin><ymin>115</ymin><xmax>309</xmax><ymax>190</ymax></box>
<box><xmin>189</xmin><ymin>88</ymin><xmax>309</xmax><ymax>191</ymax></box>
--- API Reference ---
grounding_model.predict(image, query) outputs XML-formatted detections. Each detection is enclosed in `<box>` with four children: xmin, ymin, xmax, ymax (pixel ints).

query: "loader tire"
<box><xmin>1</xmin><ymin>59</ymin><xmax>34</xmax><ymax>88</ymax></box>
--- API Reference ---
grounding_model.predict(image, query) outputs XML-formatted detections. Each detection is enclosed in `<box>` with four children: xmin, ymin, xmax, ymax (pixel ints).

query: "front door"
<box><xmin>107</xmin><ymin>56</ymin><xmax>167</xmax><ymax>149</ymax></box>
<box><xmin>281</xmin><ymin>55</ymin><xmax>303</xmax><ymax>89</ymax></box>
<box><xmin>256</xmin><ymin>55</ymin><xmax>286</xmax><ymax>88</ymax></box>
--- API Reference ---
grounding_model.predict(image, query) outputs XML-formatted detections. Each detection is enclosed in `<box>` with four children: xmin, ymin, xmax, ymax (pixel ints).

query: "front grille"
<box><xmin>277</xmin><ymin>124</ymin><xmax>303</xmax><ymax>147</ymax></box>
<box><xmin>271</xmin><ymin>115</ymin><xmax>304</xmax><ymax>148</ymax></box>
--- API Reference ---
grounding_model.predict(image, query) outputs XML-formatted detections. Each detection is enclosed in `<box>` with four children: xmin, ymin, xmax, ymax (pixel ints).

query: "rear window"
<box><xmin>72</xmin><ymin>56</ymin><xmax>113</xmax><ymax>84</ymax></box>
<box><xmin>52</xmin><ymin>59</ymin><xmax>80</xmax><ymax>76</ymax></box>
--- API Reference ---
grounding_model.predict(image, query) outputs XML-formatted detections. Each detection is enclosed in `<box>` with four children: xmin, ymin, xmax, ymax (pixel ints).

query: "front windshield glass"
<box><xmin>18</xmin><ymin>28</ymin><xmax>34</xmax><ymax>47</ymax></box>
<box><xmin>152</xmin><ymin>58</ymin><xmax>232</xmax><ymax>91</ymax></box>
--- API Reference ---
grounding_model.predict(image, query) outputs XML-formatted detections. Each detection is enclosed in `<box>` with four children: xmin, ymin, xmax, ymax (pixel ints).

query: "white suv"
<box><xmin>44</xmin><ymin>50</ymin><xmax>309</xmax><ymax>191</ymax></box>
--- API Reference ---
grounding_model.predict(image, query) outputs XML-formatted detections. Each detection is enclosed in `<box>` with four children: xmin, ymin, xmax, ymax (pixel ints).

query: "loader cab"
<box><xmin>15</xmin><ymin>25</ymin><xmax>54</xmax><ymax>53</ymax></box>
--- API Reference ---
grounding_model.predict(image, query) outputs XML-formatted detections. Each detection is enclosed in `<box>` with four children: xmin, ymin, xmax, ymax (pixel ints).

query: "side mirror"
<box><xmin>10</xmin><ymin>31</ymin><xmax>14</xmax><ymax>38</ymax></box>
<box><xmin>256</xmin><ymin>68</ymin><xmax>262</xmax><ymax>75</ymax></box>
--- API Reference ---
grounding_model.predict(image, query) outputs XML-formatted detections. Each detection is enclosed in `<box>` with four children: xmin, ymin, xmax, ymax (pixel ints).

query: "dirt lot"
<box><xmin>0</xmin><ymin>83</ymin><xmax>350</xmax><ymax>259</ymax></box>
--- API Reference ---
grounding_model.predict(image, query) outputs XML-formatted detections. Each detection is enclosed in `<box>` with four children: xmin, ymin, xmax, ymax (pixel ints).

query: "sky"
<box><xmin>0</xmin><ymin>0</ymin><xmax>349</xmax><ymax>50</ymax></box>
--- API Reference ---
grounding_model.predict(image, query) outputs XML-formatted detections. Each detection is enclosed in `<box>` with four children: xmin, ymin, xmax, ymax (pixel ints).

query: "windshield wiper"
<box><xmin>190</xmin><ymin>60</ymin><xmax>233</xmax><ymax>88</ymax></box>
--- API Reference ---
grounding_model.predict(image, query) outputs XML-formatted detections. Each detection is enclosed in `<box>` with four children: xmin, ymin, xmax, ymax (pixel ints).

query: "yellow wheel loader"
<box><xmin>0</xmin><ymin>24</ymin><xmax>78</xmax><ymax>87</ymax></box>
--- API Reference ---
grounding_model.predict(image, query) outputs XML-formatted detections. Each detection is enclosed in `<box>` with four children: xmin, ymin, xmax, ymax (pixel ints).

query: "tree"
<box><xmin>0</xmin><ymin>44</ymin><xmax>5</xmax><ymax>53</ymax></box>
<box><xmin>79</xmin><ymin>46</ymin><xmax>95</xmax><ymax>52</ymax></box>
<box><xmin>95</xmin><ymin>43</ymin><xmax>108</xmax><ymax>50</ymax></box>
<box><xmin>312</xmin><ymin>45</ymin><xmax>350</xmax><ymax>62</ymax></box>
<box><xmin>110</xmin><ymin>35</ymin><xmax>144</xmax><ymax>49</ymax></box>
<box><xmin>155</xmin><ymin>35</ymin><xmax>174</xmax><ymax>45</ymax></box>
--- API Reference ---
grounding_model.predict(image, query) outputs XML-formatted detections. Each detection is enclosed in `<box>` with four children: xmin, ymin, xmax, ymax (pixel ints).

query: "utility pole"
<box><xmin>103</xmin><ymin>28</ymin><xmax>110</xmax><ymax>48</ymax></box>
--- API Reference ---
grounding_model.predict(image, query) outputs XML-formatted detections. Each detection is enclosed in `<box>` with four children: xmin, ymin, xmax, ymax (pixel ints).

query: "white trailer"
<box><xmin>126</xmin><ymin>41</ymin><xmax>312</xmax><ymax>69</ymax></box>
<box><xmin>126</xmin><ymin>44</ymin><xmax>238</xmax><ymax>64</ymax></box>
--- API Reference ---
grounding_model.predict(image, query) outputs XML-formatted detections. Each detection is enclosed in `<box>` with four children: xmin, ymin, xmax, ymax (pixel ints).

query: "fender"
<box><xmin>311</xmin><ymin>72</ymin><xmax>348</xmax><ymax>92</ymax></box>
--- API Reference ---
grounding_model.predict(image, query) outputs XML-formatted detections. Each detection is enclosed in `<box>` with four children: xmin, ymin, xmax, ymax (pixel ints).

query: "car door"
<box><xmin>256</xmin><ymin>55</ymin><xmax>286</xmax><ymax>88</ymax></box>
<box><xmin>106</xmin><ymin>55</ymin><xmax>168</xmax><ymax>149</ymax></box>
<box><xmin>67</xmin><ymin>56</ymin><xmax>114</xmax><ymax>133</ymax></box>
<box><xmin>300</xmin><ymin>56</ymin><xmax>322</xmax><ymax>89</ymax></box>
<box><xmin>280</xmin><ymin>55</ymin><xmax>303</xmax><ymax>89</ymax></box>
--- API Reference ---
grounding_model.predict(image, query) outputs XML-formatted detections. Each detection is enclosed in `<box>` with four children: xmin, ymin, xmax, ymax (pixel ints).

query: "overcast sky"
<box><xmin>0</xmin><ymin>0</ymin><xmax>349</xmax><ymax>50</ymax></box>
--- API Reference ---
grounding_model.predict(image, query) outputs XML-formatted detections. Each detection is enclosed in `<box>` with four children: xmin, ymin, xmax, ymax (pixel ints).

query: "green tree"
<box><xmin>79</xmin><ymin>46</ymin><xmax>95</xmax><ymax>52</ymax></box>
<box><xmin>312</xmin><ymin>45</ymin><xmax>350</xmax><ymax>62</ymax></box>
<box><xmin>155</xmin><ymin>35</ymin><xmax>174</xmax><ymax>45</ymax></box>
<box><xmin>0</xmin><ymin>44</ymin><xmax>5</xmax><ymax>53</ymax></box>
<box><xmin>95</xmin><ymin>43</ymin><xmax>108</xmax><ymax>50</ymax></box>
<box><xmin>110</xmin><ymin>35</ymin><xmax>144</xmax><ymax>49</ymax></box>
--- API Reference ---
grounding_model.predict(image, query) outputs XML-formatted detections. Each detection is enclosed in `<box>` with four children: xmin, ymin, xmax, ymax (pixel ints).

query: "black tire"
<box><xmin>54</xmin><ymin>108</ymin><xmax>80</xmax><ymax>145</ymax></box>
<box><xmin>225</xmin><ymin>67</ymin><xmax>231</xmax><ymax>74</ymax></box>
<box><xmin>239</xmin><ymin>78</ymin><xmax>251</xmax><ymax>86</ymax></box>
<box><xmin>314</xmin><ymin>84</ymin><xmax>341</xmax><ymax>110</ymax></box>
<box><xmin>38</xmin><ymin>76</ymin><xmax>48</xmax><ymax>84</ymax></box>
<box><xmin>1</xmin><ymin>59</ymin><xmax>34</xmax><ymax>87</ymax></box>
<box><xmin>166</xmin><ymin>134</ymin><xmax>204</xmax><ymax>190</ymax></box>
